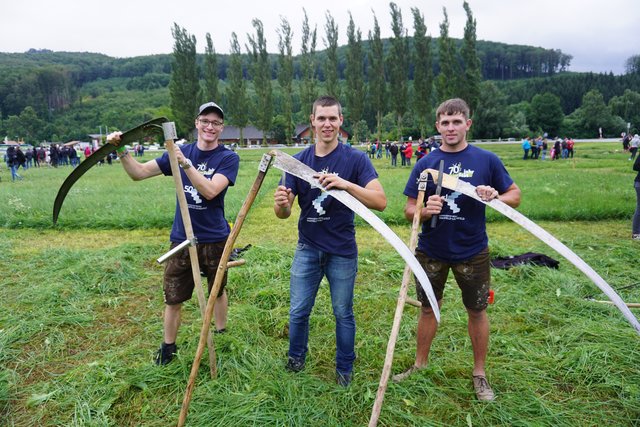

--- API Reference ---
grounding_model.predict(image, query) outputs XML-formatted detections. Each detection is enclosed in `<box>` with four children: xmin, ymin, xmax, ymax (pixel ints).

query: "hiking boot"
<box><xmin>285</xmin><ymin>356</ymin><xmax>305</xmax><ymax>373</ymax></box>
<box><xmin>473</xmin><ymin>375</ymin><xmax>495</xmax><ymax>401</ymax></box>
<box><xmin>155</xmin><ymin>342</ymin><xmax>177</xmax><ymax>365</ymax></box>
<box><xmin>336</xmin><ymin>371</ymin><xmax>352</xmax><ymax>387</ymax></box>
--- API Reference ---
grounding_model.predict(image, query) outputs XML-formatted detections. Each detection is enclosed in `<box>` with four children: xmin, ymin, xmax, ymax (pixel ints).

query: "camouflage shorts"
<box><xmin>163</xmin><ymin>241</ymin><xmax>228</xmax><ymax>305</ymax></box>
<box><xmin>415</xmin><ymin>247</ymin><xmax>491</xmax><ymax>311</ymax></box>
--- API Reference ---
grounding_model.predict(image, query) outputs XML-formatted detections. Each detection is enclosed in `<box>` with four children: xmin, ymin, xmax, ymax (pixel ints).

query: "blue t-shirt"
<box><xmin>156</xmin><ymin>143</ymin><xmax>239</xmax><ymax>243</ymax></box>
<box><xmin>403</xmin><ymin>144</ymin><xmax>514</xmax><ymax>262</ymax></box>
<box><xmin>285</xmin><ymin>143</ymin><xmax>379</xmax><ymax>258</ymax></box>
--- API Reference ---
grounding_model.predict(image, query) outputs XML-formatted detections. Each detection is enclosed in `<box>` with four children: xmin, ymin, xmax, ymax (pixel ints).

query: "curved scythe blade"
<box><xmin>270</xmin><ymin>150</ymin><xmax>440</xmax><ymax>322</ymax></box>
<box><xmin>52</xmin><ymin>117</ymin><xmax>168</xmax><ymax>224</ymax></box>
<box><xmin>425</xmin><ymin>168</ymin><xmax>640</xmax><ymax>336</ymax></box>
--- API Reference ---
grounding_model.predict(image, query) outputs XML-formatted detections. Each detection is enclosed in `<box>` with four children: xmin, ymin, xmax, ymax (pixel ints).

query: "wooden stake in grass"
<box><xmin>369</xmin><ymin>170</ymin><xmax>429</xmax><ymax>427</ymax></box>
<box><xmin>162</xmin><ymin>122</ymin><xmax>217</xmax><ymax>379</ymax></box>
<box><xmin>178</xmin><ymin>152</ymin><xmax>273</xmax><ymax>427</ymax></box>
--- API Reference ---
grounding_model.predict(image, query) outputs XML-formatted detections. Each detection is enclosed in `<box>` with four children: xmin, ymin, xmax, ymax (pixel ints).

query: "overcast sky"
<box><xmin>1</xmin><ymin>0</ymin><xmax>638</xmax><ymax>74</ymax></box>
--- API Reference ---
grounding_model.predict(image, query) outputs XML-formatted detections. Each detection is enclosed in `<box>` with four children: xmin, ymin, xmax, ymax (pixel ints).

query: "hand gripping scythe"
<box><xmin>425</xmin><ymin>168</ymin><xmax>640</xmax><ymax>336</ymax></box>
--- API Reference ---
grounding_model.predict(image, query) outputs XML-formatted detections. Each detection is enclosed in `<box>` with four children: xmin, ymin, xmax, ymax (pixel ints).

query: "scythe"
<box><xmin>425</xmin><ymin>168</ymin><xmax>640</xmax><ymax>336</ymax></box>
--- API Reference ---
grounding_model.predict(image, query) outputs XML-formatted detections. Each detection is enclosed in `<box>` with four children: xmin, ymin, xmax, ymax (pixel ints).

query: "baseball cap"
<box><xmin>197</xmin><ymin>101</ymin><xmax>224</xmax><ymax>119</ymax></box>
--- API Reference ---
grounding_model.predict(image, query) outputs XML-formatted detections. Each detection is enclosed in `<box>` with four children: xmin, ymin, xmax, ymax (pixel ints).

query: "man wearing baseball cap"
<box><xmin>107</xmin><ymin>101</ymin><xmax>239</xmax><ymax>365</ymax></box>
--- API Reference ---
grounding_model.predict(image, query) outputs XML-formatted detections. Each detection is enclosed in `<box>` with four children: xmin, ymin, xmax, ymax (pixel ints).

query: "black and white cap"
<box><xmin>197</xmin><ymin>101</ymin><xmax>224</xmax><ymax>119</ymax></box>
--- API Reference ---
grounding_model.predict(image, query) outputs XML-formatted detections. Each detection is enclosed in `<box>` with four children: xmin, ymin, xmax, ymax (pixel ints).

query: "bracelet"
<box><xmin>117</xmin><ymin>148</ymin><xmax>129</xmax><ymax>158</ymax></box>
<box><xmin>180</xmin><ymin>158</ymin><xmax>193</xmax><ymax>170</ymax></box>
<box><xmin>116</xmin><ymin>145</ymin><xmax>127</xmax><ymax>154</ymax></box>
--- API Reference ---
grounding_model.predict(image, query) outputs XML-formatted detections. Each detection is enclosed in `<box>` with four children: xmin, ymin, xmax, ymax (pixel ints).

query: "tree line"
<box><xmin>1</xmin><ymin>2</ymin><xmax>639</xmax><ymax>144</ymax></box>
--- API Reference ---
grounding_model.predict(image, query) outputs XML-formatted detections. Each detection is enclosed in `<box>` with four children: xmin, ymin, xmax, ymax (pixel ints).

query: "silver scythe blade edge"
<box><xmin>425</xmin><ymin>168</ymin><xmax>640</xmax><ymax>336</ymax></box>
<box><xmin>271</xmin><ymin>150</ymin><xmax>440</xmax><ymax>322</ymax></box>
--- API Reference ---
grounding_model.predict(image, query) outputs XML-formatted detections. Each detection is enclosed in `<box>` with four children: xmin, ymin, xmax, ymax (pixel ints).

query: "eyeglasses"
<box><xmin>198</xmin><ymin>119</ymin><xmax>224</xmax><ymax>128</ymax></box>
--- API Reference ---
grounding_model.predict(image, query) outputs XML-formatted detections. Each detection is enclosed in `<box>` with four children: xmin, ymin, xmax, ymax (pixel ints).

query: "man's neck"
<box><xmin>314</xmin><ymin>139</ymin><xmax>339</xmax><ymax>157</ymax></box>
<box><xmin>197</xmin><ymin>140</ymin><xmax>219</xmax><ymax>151</ymax></box>
<box><xmin>440</xmin><ymin>140</ymin><xmax>468</xmax><ymax>153</ymax></box>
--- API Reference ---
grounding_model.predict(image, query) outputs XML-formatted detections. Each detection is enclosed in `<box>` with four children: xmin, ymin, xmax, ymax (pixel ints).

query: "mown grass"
<box><xmin>1</xmin><ymin>141</ymin><xmax>639</xmax><ymax>426</ymax></box>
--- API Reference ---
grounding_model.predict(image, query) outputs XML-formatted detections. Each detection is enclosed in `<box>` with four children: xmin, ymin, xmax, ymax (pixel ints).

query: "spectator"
<box><xmin>629</xmin><ymin>134</ymin><xmax>639</xmax><ymax>161</ymax></box>
<box><xmin>6</xmin><ymin>146</ymin><xmax>22</xmax><ymax>181</ymax></box>
<box><xmin>522</xmin><ymin>137</ymin><xmax>531</xmax><ymax>160</ymax></box>
<box><xmin>404</xmin><ymin>139</ymin><xmax>414</xmax><ymax>167</ymax></box>
<box><xmin>567</xmin><ymin>138</ymin><xmax>575</xmax><ymax>158</ymax></box>
<box><xmin>390</xmin><ymin>142</ymin><xmax>399</xmax><ymax>167</ymax></box>
<box><xmin>633</xmin><ymin>153</ymin><xmax>640</xmax><ymax>240</ymax></box>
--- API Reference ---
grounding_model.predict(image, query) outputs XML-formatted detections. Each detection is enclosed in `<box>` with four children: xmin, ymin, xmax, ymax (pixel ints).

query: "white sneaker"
<box><xmin>473</xmin><ymin>375</ymin><xmax>495</xmax><ymax>401</ymax></box>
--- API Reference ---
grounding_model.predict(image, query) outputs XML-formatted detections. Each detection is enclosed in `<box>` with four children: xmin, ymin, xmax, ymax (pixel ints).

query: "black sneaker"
<box><xmin>336</xmin><ymin>371</ymin><xmax>352</xmax><ymax>387</ymax></box>
<box><xmin>285</xmin><ymin>356</ymin><xmax>305</xmax><ymax>373</ymax></box>
<box><xmin>155</xmin><ymin>342</ymin><xmax>177</xmax><ymax>365</ymax></box>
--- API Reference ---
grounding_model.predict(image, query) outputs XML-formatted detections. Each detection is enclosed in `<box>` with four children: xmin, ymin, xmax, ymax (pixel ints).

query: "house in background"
<box><xmin>218</xmin><ymin>125</ymin><xmax>278</xmax><ymax>146</ymax></box>
<box><xmin>207</xmin><ymin>124</ymin><xmax>351</xmax><ymax>147</ymax></box>
<box><xmin>294</xmin><ymin>124</ymin><xmax>350</xmax><ymax>145</ymax></box>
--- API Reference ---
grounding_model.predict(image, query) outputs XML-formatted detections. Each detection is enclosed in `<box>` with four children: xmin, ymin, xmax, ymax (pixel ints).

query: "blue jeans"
<box><xmin>10</xmin><ymin>164</ymin><xmax>21</xmax><ymax>181</ymax></box>
<box><xmin>288</xmin><ymin>243</ymin><xmax>358</xmax><ymax>374</ymax></box>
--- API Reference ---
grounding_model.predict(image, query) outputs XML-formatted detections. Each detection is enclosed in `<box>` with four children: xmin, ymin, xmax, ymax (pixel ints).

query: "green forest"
<box><xmin>1</xmin><ymin>4</ymin><xmax>639</xmax><ymax>144</ymax></box>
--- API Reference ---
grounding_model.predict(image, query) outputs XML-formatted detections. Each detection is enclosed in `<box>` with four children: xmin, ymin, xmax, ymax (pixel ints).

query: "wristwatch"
<box><xmin>180</xmin><ymin>159</ymin><xmax>193</xmax><ymax>170</ymax></box>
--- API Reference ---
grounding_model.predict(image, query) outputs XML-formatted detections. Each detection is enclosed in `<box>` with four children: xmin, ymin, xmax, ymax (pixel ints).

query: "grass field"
<box><xmin>1</xmin><ymin>141</ymin><xmax>639</xmax><ymax>426</ymax></box>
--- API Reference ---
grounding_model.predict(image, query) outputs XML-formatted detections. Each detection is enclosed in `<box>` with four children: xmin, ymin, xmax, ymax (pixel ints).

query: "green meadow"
<box><xmin>1</xmin><ymin>141</ymin><xmax>639</xmax><ymax>426</ymax></box>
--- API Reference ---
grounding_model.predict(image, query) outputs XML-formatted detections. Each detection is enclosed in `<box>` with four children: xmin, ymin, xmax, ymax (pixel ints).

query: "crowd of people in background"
<box><xmin>366</xmin><ymin>136</ymin><xmax>441</xmax><ymax>167</ymax></box>
<box><xmin>521</xmin><ymin>136</ymin><xmax>575</xmax><ymax>161</ymax></box>
<box><xmin>1</xmin><ymin>143</ymin><xmax>147</xmax><ymax>182</ymax></box>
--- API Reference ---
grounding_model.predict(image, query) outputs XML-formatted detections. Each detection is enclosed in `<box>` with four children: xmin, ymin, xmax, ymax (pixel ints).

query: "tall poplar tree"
<box><xmin>169</xmin><ymin>23</ymin><xmax>200</xmax><ymax>137</ymax></box>
<box><xmin>435</xmin><ymin>8</ymin><xmax>459</xmax><ymax>102</ymax></box>
<box><xmin>246</xmin><ymin>18</ymin><xmax>273</xmax><ymax>145</ymax></box>
<box><xmin>411</xmin><ymin>7</ymin><xmax>433</xmax><ymax>138</ymax></box>
<box><xmin>300</xmin><ymin>9</ymin><xmax>318</xmax><ymax>119</ymax></box>
<box><xmin>323</xmin><ymin>11</ymin><xmax>340</xmax><ymax>99</ymax></box>
<box><xmin>461</xmin><ymin>1</ymin><xmax>482</xmax><ymax>114</ymax></box>
<box><xmin>368</xmin><ymin>13</ymin><xmax>386</xmax><ymax>142</ymax></box>
<box><xmin>226</xmin><ymin>32</ymin><xmax>249</xmax><ymax>146</ymax></box>
<box><xmin>203</xmin><ymin>33</ymin><xmax>219</xmax><ymax>103</ymax></box>
<box><xmin>387</xmin><ymin>2</ymin><xmax>409</xmax><ymax>139</ymax></box>
<box><xmin>345</xmin><ymin>13</ymin><xmax>365</xmax><ymax>142</ymax></box>
<box><xmin>278</xmin><ymin>17</ymin><xmax>294</xmax><ymax>145</ymax></box>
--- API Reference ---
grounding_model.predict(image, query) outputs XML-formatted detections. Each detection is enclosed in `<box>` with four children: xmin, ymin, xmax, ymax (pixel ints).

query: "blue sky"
<box><xmin>1</xmin><ymin>0</ymin><xmax>637</xmax><ymax>74</ymax></box>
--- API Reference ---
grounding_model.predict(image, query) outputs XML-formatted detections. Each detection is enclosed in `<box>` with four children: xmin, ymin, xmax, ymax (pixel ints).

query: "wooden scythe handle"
<box><xmin>165</xmin><ymin>137</ymin><xmax>218</xmax><ymax>379</ymax></box>
<box><xmin>178</xmin><ymin>153</ymin><xmax>273</xmax><ymax>427</ymax></box>
<box><xmin>369</xmin><ymin>172</ymin><xmax>428</xmax><ymax>427</ymax></box>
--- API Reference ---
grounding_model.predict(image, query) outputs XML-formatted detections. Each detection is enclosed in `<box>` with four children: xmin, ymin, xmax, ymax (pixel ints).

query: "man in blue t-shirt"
<box><xmin>107</xmin><ymin>101</ymin><xmax>239</xmax><ymax>365</ymax></box>
<box><xmin>273</xmin><ymin>95</ymin><xmax>387</xmax><ymax>387</ymax></box>
<box><xmin>394</xmin><ymin>98</ymin><xmax>521</xmax><ymax>401</ymax></box>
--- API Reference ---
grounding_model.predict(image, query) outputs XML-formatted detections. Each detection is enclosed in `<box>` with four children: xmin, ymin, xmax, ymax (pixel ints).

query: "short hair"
<box><xmin>435</xmin><ymin>98</ymin><xmax>470</xmax><ymax>121</ymax></box>
<box><xmin>312</xmin><ymin>95</ymin><xmax>342</xmax><ymax>116</ymax></box>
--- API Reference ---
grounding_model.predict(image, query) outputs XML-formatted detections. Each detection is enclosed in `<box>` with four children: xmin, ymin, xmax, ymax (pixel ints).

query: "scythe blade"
<box><xmin>52</xmin><ymin>117</ymin><xmax>168</xmax><ymax>224</ymax></box>
<box><xmin>425</xmin><ymin>168</ymin><xmax>640</xmax><ymax>336</ymax></box>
